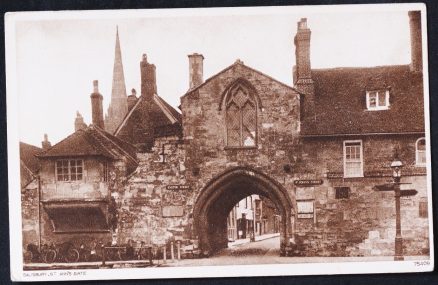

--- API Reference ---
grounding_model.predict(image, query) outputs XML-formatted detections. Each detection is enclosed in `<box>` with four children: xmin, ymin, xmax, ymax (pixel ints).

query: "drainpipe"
<box><xmin>37</xmin><ymin>175</ymin><xmax>42</xmax><ymax>251</ymax></box>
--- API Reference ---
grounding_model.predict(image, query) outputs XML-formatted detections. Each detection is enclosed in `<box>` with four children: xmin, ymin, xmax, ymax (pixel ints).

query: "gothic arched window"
<box><xmin>225</xmin><ymin>86</ymin><xmax>257</xmax><ymax>147</ymax></box>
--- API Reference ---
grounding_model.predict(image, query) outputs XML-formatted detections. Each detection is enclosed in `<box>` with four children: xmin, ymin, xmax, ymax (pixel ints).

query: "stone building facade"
<box><xmin>21</xmin><ymin>10</ymin><xmax>429</xmax><ymax>259</ymax></box>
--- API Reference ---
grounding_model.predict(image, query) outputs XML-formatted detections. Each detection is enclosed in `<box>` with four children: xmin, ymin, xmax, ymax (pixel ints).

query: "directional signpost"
<box><xmin>374</xmin><ymin>157</ymin><xmax>418</xmax><ymax>261</ymax></box>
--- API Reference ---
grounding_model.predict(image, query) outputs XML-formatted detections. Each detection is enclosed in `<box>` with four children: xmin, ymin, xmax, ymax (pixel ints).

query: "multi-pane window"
<box><xmin>416</xmin><ymin>138</ymin><xmax>426</xmax><ymax>166</ymax></box>
<box><xmin>226</xmin><ymin>87</ymin><xmax>257</xmax><ymax>147</ymax></box>
<box><xmin>343</xmin><ymin>140</ymin><xmax>363</xmax><ymax>178</ymax></box>
<box><xmin>56</xmin><ymin>159</ymin><xmax>83</xmax><ymax>181</ymax></box>
<box><xmin>103</xmin><ymin>162</ymin><xmax>110</xmax><ymax>182</ymax></box>
<box><xmin>366</xmin><ymin>90</ymin><xmax>389</xmax><ymax>110</ymax></box>
<box><xmin>335</xmin><ymin>187</ymin><xmax>350</xmax><ymax>199</ymax></box>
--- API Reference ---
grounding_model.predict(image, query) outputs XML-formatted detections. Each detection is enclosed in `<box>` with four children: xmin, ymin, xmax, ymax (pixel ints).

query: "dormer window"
<box><xmin>366</xmin><ymin>90</ymin><xmax>389</xmax><ymax>110</ymax></box>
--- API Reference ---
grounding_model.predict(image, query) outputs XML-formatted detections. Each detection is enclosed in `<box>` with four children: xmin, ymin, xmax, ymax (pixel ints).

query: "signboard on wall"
<box><xmin>327</xmin><ymin>172</ymin><xmax>343</xmax><ymax>179</ymax></box>
<box><xmin>162</xmin><ymin>205</ymin><xmax>184</xmax><ymax>217</ymax></box>
<box><xmin>166</xmin><ymin>185</ymin><xmax>190</xmax><ymax>191</ymax></box>
<box><xmin>297</xmin><ymin>201</ymin><xmax>314</xmax><ymax>219</ymax></box>
<box><xmin>294</xmin><ymin>180</ymin><xmax>323</xmax><ymax>186</ymax></box>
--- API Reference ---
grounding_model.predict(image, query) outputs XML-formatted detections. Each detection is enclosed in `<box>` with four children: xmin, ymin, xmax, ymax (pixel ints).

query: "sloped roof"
<box><xmin>20</xmin><ymin>142</ymin><xmax>43</xmax><ymax>188</ymax></box>
<box><xmin>114</xmin><ymin>94</ymin><xmax>182</xmax><ymax>137</ymax></box>
<box><xmin>182</xmin><ymin>60</ymin><xmax>301</xmax><ymax>99</ymax></box>
<box><xmin>301</xmin><ymin>65</ymin><xmax>425</xmax><ymax>136</ymax></box>
<box><xmin>37</xmin><ymin>126</ymin><xmax>138</xmax><ymax>172</ymax></box>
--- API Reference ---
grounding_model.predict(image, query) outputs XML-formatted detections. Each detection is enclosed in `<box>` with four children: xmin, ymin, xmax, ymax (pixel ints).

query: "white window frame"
<box><xmin>343</xmin><ymin>140</ymin><xmax>364</xmax><ymax>178</ymax></box>
<box><xmin>55</xmin><ymin>159</ymin><xmax>84</xmax><ymax>182</ymax></box>
<box><xmin>366</xmin><ymin>90</ymin><xmax>390</xmax><ymax>111</ymax></box>
<box><xmin>415</xmin><ymin>137</ymin><xmax>426</xmax><ymax>166</ymax></box>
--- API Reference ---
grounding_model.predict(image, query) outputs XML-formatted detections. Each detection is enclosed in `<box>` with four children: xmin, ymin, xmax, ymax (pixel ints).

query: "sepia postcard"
<box><xmin>5</xmin><ymin>3</ymin><xmax>433</xmax><ymax>282</ymax></box>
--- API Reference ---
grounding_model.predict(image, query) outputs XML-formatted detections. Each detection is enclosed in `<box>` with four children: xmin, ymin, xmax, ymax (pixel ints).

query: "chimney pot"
<box><xmin>42</xmin><ymin>133</ymin><xmax>51</xmax><ymax>150</ymax></box>
<box><xmin>74</xmin><ymin>111</ymin><xmax>87</xmax><ymax>131</ymax></box>
<box><xmin>188</xmin><ymin>53</ymin><xmax>204</xmax><ymax>89</ymax></box>
<box><xmin>298</xmin><ymin>18</ymin><xmax>307</xmax><ymax>30</ymax></box>
<box><xmin>140</xmin><ymin>54</ymin><xmax>157</xmax><ymax>100</ymax></box>
<box><xmin>93</xmin><ymin>80</ymin><xmax>99</xmax><ymax>93</ymax></box>
<box><xmin>90</xmin><ymin>80</ymin><xmax>105</xmax><ymax>129</ymax></box>
<box><xmin>127</xmin><ymin>88</ymin><xmax>138</xmax><ymax>111</ymax></box>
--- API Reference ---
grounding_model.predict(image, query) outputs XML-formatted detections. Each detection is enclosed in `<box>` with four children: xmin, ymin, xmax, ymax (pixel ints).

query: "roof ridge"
<box><xmin>153</xmin><ymin>94</ymin><xmax>178</xmax><ymax>124</ymax></box>
<box><xmin>114</xmin><ymin>96</ymin><xmax>143</xmax><ymax>136</ymax></box>
<box><xmin>182</xmin><ymin>61</ymin><xmax>302</xmax><ymax>99</ymax></box>
<box><xmin>93</xmin><ymin>126</ymin><xmax>138</xmax><ymax>164</ymax></box>
<box><xmin>86</xmin><ymin>127</ymin><xmax>119</xmax><ymax>159</ymax></box>
<box><xmin>20</xmin><ymin>141</ymin><xmax>43</xmax><ymax>151</ymax></box>
<box><xmin>311</xmin><ymin>64</ymin><xmax>410</xmax><ymax>72</ymax></box>
<box><xmin>36</xmin><ymin>129</ymin><xmax>84</xmax><ymax>157</ymax></box>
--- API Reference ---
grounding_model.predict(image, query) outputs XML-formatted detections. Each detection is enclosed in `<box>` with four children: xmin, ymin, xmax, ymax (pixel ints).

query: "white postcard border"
<box><xmin>6</xmin><ymin>3</ymin><xmax>434</xmax><ymax>282</ymax></box>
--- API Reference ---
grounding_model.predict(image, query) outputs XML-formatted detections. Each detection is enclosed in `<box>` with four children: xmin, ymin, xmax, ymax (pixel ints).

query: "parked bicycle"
<box><xmin>43</xmin><ymin>242</ymin><xmax>80</xmax><ymax>263</ymax></box>
<box><xmin>25</xmin><ymin>243</ymin><xmax>59</xmax><ymax>263</ymax></box>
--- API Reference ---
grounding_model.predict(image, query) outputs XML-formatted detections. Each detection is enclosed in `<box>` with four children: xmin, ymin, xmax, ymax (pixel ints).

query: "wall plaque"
<box><xmin>294</xmin><ymin>179</ymin><xmax>323</xmax><ymax>186</ymax></box>
<box><xmin>166</xmin><ymin>185</ymin><xmax>190</xmax><ymax>190</ymax></box>
<box><xmin>326</xmin><ymin>172</ymin><xmax>343</xmax><ymax>179</ymax></box>
<box><xmin>297</xmin><ymin>213</ymin><xmax>314</xmax><ymax>219</ymax></box>
<box><xmin>162</xmin><ymin>205</ymin><xmax>184</xmax><ymax>217</ymax></box>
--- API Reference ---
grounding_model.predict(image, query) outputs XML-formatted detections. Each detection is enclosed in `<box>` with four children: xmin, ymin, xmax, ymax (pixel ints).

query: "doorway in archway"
<box><xmin>193</xmin><ymin>167</ymin><xmax>294</xmax><ymax>256</ymax></box>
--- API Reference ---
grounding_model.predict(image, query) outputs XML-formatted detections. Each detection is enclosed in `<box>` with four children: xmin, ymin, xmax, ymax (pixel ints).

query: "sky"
<box><xmin>14</xmin><ymin>6</ymin><xmax>414</xmax><ymax>147</ymax></box>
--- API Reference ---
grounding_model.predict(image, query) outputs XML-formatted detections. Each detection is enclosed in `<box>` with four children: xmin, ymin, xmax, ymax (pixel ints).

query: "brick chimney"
<box><xmin>127</xmin><ymin>88</ymin><xmax>138</xmax><ymax>111</ymax></box>
<box><xmin>294</xmin><ymin>18</ymin><xmax>315</xmax><ymax>120</ymax></box>
<box><xmin>140</xmin><ymin>54</ymin><xmax>157</xmax><ymax>100</ymax></box>
<box><xmin>74</xmin><ymin>111</ymin><xmax>87</xmax><ymax>131</ymax></box>
<box><xmin>90</xmin><ymin>80</ymin><xmax>105</xmax><ymax>129</ymax></box>
<box><xmin>409</xmin><ymin>11</ymin><xmax>422</xmax><ymax>72</ymax></box>
<box><xmin>41</xmin><ymin>133</ymin><xmax>51</xmax><ymax>150</ymax></box>
<box><xmin>139</xmin><ymin>54</ymin><xmax>155</xmax><ymax>152</ymax></box>
<box><xmin>188</xmin><ymin>53</ymin><xmax>204</xmax><ymax>89</ymax></box>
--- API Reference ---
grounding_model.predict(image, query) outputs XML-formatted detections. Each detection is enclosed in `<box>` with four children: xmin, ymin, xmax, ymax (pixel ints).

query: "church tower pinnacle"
<box><xmin>105</xmin><ymin>26</ymin><xmax>128</xmax><ymax>134</ymax></box>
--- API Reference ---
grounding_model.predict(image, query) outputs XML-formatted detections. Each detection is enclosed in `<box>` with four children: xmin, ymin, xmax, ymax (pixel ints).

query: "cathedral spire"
<box><xmin>105</xmin><ymin>26</ymin><xmax>129</xmax><ymax>134</ymax></box>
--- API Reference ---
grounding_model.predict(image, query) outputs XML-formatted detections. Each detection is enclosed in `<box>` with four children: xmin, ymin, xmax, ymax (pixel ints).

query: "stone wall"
<box><xmin>116</xmin><ymin>135</ymin><xmax>190</xmax><ymax>246</ymax></box>
<box><xmin>21</xmin><ymin>180</ymin><xmax>39</xmax><ymax>249</ymax></box>
<box><xmin>181</xmin><ymin>62</ymin><xmax>301</xmax><ymax>213</ymax></box>
<box><xmin>293</xmin><ymin>135</ymin><xmax>429</xmax><ymax>256</ymax></box>
<box><xmin>116</xmin><ymin>63</ymin><xmax>429</xmax><ymax>257</ymax></box>
<box><xmin>117</xmin><ymin>63</ymin><xmax>302</xmax><ymax>249</ymax></box>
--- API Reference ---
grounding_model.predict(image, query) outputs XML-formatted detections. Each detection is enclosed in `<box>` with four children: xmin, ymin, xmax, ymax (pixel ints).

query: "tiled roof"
<box><xmin>155</xmin><ymin>95</ymin><xmax>182</xmax><ymax>123</ymax></box>
<box><xmin>20</xmin><ymin>142</ymin><xmax>43</xmax><ymax>188</ymax></box>
<box><xmin>301</xmin><ymin>65</ymin><xmax>424</xmax><ymax>136</ymax></box>
<box><xmin>37</xmin><ymin>126</ymin><xmax>138</xmax><ymax>172</ymax></box>
<box><xmin>114</xmin><ymin>94</ymin><xmax>182</xmax><ymax>139</ymax></box>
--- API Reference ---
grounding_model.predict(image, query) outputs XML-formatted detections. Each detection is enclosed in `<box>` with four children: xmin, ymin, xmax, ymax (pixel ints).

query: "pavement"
<box><xmin>162</xmin><ymin>236</ymin><xmax>430</xmax><ymax>267</ymax></box>
<box><xmin>228</xmin><ymin>233</ymin><xmax>280</xmax><ymax>247</ymax></box>
<box><xmin>24</xmin><ymin>235</ymin><xmax>429</xmax><ymax>270</ymax></box>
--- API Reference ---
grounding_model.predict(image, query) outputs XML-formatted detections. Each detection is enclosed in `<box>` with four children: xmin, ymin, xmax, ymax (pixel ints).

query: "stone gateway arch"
<box><xmin>193</xmin><ymin>167</ymin><xmax>295</xmax><ymax>256</ymax></box>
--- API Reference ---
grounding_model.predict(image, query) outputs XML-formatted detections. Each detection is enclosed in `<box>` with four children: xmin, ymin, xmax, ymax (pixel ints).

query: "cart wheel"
<box><xmin>65</xmin><ymin>248</ymin><xmax>80</xmax><ymax>263</ymax></box>
<box><xmin>44</xmin><ymin>249</ymin><xmax>57</xmax><ymax>263</ymax></box>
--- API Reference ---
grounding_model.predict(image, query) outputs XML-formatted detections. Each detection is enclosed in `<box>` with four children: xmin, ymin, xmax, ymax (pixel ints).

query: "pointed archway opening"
<box><xmin>193</xmin><ymin>167</ymin><xmax>294</xmax><ymax>256</ymax></box>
